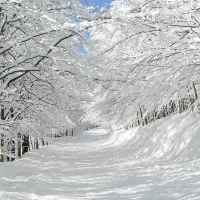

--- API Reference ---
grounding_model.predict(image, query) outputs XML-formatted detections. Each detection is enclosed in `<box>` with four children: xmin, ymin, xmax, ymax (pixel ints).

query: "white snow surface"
<box><xmin>0</xmin><ymin>112</ymin><xmax>200</xmax><ymax>199</ymax></box>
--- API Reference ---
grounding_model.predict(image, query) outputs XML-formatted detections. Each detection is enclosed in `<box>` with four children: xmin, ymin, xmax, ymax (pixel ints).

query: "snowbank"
<box><xmin>107</xmin><ymin>112</ymin><xmax>200</xmax><ymax>162</ymax></box>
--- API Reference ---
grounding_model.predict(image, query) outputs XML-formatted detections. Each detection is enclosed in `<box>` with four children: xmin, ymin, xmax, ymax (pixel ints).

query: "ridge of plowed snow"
<box><xmin>0</xmin><ymin>112</ymin><xmax>200</xmax><ymax>199</ymax></box>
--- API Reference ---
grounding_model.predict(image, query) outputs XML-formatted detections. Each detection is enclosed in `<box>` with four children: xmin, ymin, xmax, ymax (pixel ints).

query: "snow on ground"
<box><xmin>0</xmin><ymin>112</ymin><xmax>200</xmax><ymax>199</ymax></box>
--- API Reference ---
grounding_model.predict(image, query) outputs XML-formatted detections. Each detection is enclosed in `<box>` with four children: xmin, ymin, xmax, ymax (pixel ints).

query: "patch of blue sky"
<box><xmin>76</xmin><ymin>44</ymin><xmax>87</xmax><ymax>55</ymax></box>
<box><xmin>78</xmin><ymin>0</ymin><xmax>113</xmax><ymax>9</ymax></box>
<box><xmin>75</xmin><ymin>0</ymin><xmax>113</xmax><ymax>55</ymax></box>
<box><xmin>85</xmin><ymin>31</ymin><xmax>90</xmax><ymax>38</ymax></box>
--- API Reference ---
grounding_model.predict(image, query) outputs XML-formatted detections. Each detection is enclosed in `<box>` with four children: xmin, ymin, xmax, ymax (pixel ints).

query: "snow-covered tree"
<box><xmin>84</xmin><ymin>0</ymin><xmax>200</xmax><ymax>129</ymax></box>
<box><xmin>0</xmin><ymin>0</ymin><xmax>106</xmax><ymax>161</ymax></box>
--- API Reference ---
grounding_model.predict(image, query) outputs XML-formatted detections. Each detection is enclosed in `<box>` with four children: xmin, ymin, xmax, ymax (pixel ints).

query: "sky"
<box><xmin>76</xmin><ymin>0</ymin><xmax>114</xmax><ymax>55</ymax></box>
<box><xmin>78</xmin><ymin>0</ymin><xmax>113</xmax><ymax>9</ymax></box>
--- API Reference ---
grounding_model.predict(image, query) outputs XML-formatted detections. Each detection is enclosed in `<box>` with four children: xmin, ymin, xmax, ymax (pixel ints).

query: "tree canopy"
<box><xmin>1</xmin><ymin>0</ymin><xmax>200</xmax><ymax>160</ymax></box>
<box><xmin>83</xmin><ymin>0</ymin><xmax>200</xmax><ymax>129</ymax></box>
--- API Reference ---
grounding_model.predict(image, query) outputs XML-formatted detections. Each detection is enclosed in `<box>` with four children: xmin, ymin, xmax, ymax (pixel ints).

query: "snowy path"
<box><xmin>0</xmin><ymin>116</ymin><xmax>200</xmax><ymax>199</ymax></box>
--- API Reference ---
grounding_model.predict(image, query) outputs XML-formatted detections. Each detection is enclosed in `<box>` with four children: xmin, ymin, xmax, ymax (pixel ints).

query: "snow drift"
<box><xmin>106</xmin><ymin>112</ymin><xmax>200</xmax><ymax>163</ymax></box>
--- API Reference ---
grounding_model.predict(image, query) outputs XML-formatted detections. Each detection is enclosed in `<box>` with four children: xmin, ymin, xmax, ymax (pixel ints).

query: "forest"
<box><xmin>1</xmin><ymin>0</ymin><xmax>200</xmax><ymax>162</ymax></box>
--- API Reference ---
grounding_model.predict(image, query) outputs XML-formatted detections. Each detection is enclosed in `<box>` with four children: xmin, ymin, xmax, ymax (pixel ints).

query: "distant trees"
<box><xmin>84</xmin><ymin>0</ymin><xmax>200</xmax><ymax>129</ymax></box>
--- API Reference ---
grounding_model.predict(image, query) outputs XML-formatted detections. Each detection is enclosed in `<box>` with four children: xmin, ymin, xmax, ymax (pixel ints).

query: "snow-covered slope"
<box><xmin>0</xmin><ymin>112</ymin><xmax>200</xmax><ymax>199</ymax></box>
<box><xmin>107</xmin><ymin>112</ymin><xmax>200</xmax><ymax>162</ymax></box>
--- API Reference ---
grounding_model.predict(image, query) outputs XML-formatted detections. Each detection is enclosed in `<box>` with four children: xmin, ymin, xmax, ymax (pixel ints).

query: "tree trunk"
<box><xmin>0</xmin><ymin>133</ymin><xmax>3</xmax><ymax>162</ymax></box>
<box><xmin>22</xmin><ymin>135</ymin><xmax>29</xmax><ymax>155</ymax></box>
<box><xmin>18</xmin><ymin>133</ymin><xmax>22</xmax><ymax>159</ymax></box>
<box><xmin>193</xmin><ymin>82</ymin><xmax>198</xmax><ymax>100</ymax></box>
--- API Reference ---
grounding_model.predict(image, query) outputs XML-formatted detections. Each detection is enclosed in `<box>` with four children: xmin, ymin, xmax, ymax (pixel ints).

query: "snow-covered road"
<box><xmin>0</xmin><ymin>113</ymin><xmax>200</xmax><ymax>200</ymax></box>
